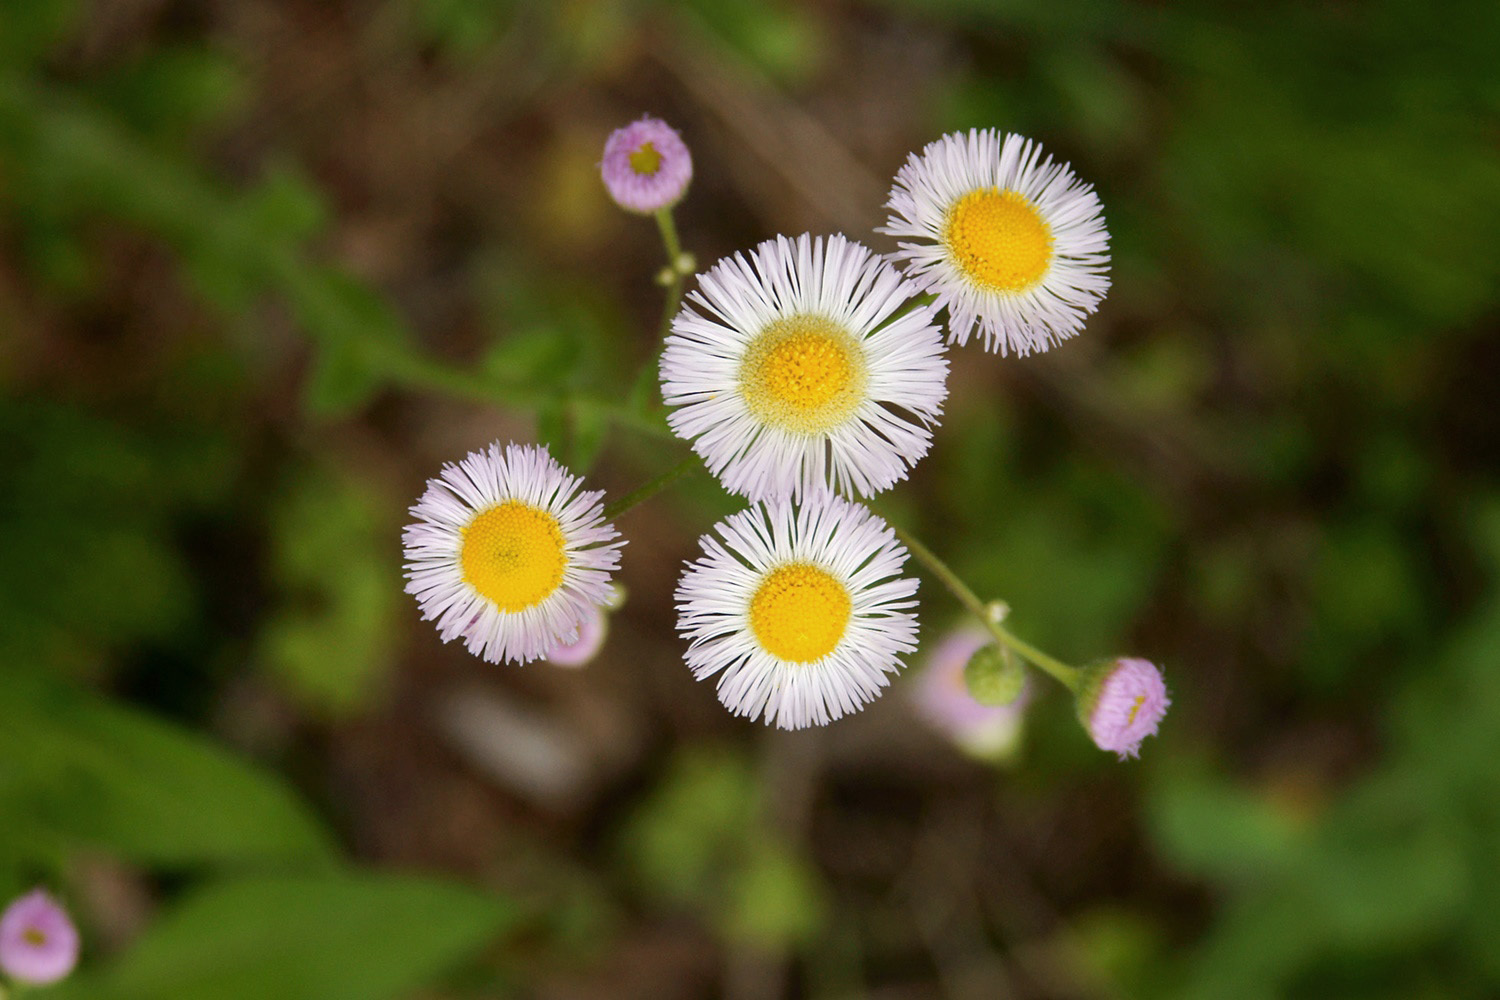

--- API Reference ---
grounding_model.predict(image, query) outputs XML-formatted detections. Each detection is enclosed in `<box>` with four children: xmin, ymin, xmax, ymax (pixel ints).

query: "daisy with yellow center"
<box><xmin>881</xmin><ymin>129</ymin><xmax>1110</xmax><ymax>356</ymax></box>
<box><xmin>403</xmin><ymin>442</ymin><xmax>623</xmax><ymax>664</ymax></box>
<box><xmin>661</xmin><ymin>233</ymin><xmax>949</xmax><ymax>501</ymax></box>
<box><xmin>675</xmin><ymin>494</ymin><xmax>920</xmax><ymax>729</ymax></box>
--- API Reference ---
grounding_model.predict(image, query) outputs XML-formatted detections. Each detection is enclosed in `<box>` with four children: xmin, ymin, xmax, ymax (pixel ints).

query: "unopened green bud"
<box><xmin>964</xmin><ymin>642</ymin><xmax>1026</xmax><ymax>705</ymax></box>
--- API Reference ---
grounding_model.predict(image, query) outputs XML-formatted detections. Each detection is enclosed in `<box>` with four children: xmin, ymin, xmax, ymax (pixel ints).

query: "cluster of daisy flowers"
<box><xmin>401</xmin><ymin>116</ymin><xmax>1169</xmax><ymax>759</ymax></box>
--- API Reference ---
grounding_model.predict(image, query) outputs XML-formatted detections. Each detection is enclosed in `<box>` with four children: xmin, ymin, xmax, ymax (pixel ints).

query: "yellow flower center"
<box><xmin>739</xmin><ymin>315</ymin><xmax>867</xmax><ymax>435</ymax></box>
<box><xmin>22</xmin><ymin>928</ymin><xmax>46</xmax><ymax>947</ymax></box>
<box><xmin>460</xmin><ymin>501</ymin><xmax>567</xmax><ymax>612</ymax></box>
<box><xmin>943</xmin><ymin>187</ymin><xmax>1053</xmax><ymax>292</ymax></box>
<box><xmin>748</xmin><ymin>563</ymin><xmax>852</xmax><ymax>663</ymax></box>
<box><xmin>629</xmin><ymin>141</ymin><xmax>662</xmax><ymax>176</ymax></box>
<box><xmin>1126</xmin><ymin>693</ymin><xmax>1146</xmax><ymax>726</ymax></box>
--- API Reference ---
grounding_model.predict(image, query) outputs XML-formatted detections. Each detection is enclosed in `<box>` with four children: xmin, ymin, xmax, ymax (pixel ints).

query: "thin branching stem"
<box><xmin>890</xmin><ymin>522</ymin><xmax>1081</xmax><ymax>691</ymax></box>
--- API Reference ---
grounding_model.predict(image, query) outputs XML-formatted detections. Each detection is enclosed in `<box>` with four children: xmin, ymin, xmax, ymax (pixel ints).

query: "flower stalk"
<box><xmin>890</xmin><ymin>522</ymin><xmax>1080</xmax><ymax>691</ymax></box>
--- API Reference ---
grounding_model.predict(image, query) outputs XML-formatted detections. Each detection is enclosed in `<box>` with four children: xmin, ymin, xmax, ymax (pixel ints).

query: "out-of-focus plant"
<box><xmin>620</xmin><ymin>748</ymin><xmax>827</xmax><ymax>952</ymax></box>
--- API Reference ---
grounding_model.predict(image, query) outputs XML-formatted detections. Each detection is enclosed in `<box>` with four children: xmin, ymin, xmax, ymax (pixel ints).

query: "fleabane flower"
<box><xmin>601</xmin><ymin>116</ymin><xmax>693</xmax><ymax>214</ymax></box>
<box><xmin>661</xmin><ymin>233</ymin><xmax>949</xmax><ymax>501</ymax></box>
<box><xmin>403</xmin><ymin>442</ymin><xmax>623</xmax><ymax>665</ymax></box>
<box><xmin>1077</xmin><ymin>657</ymin><xmax>1170</xmax><ymax>759</ymax></box>
<box><xmin>911</xmin><ymin>625</ymin><xmax>1030</xmax><ymax>760</ymax></box>
<box><xmin>881</xmin><ymin>128</ymin><xmax>1110</xmax><ymax>355</ymax></box>
<box><xmin>675</xmin><ymin>493</ymin><xmax>919</xmax><ymax>729</ymax></box>
<box><xmin>0</xmin><ymin>889</ymin><xmax>79</xmax><ymax>985</ymax></box>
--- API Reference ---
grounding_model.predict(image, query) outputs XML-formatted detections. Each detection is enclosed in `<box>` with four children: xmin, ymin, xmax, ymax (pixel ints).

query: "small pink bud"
<box><xmin>0</xmin><ymin>889</ymin><xmax>79</xmax><ymax>985</ymax></box>
<box><xmin>600</xmin><ymin>116</ymin><xmax>693</xmax><ymax>214</ymax></box>
<box><xmin>543</xmin><ymin>604</ymin><xmax>609</xmax><ymax>668</ymax></box>
<box><xmin>1077</xmin><ymin>657</ymin><xmax>1170</xmax><ymax>759</ymax></box>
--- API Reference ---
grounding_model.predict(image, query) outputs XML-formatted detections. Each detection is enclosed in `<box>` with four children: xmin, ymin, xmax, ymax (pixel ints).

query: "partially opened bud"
<box><xmin>1077</xmin><ymin>657</ymin><xmax>1169</xmax><ymax>759</ymax></box>
<box><xmin>0</xmin><ymin>889</ymin><xmax>79</xmax><ymax>985</ymax></box>
<box><xmin>600</xmin><ymin>116</ymin><xmax>693</xmax><ymax>214</ymax></box>
<box><xmin>963</xmin><ymin>642</ymin><xmax>1025</xmax><ymax>706</ymax></box>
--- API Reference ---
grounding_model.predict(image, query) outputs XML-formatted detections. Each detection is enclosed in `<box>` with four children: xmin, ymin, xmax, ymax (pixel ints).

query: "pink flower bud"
<box><xmin>0</xmin><ymin>889</ymin><xmax>79</xmax><ymax>985</ymax></box>
<box><xmin>1078</xmin><ymin>657</ymin><xmax>1169</xmax><ymax>759</ymax></box>
<box><xmin>543</xmin><ymin>603</ymin><xmax>609</xmax><ymax>668</ymax></box>
<box><xmin>600</xmin><ymin>116</ymin><xmax>693</xmax><ymax>214</ymax></box>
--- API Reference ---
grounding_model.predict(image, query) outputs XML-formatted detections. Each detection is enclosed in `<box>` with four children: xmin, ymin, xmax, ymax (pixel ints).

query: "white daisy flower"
<box><xmin>675</xmin><ymin>493</ymin><xmax>920</xmax><ymax>729</ymax></box>
<box><xmin>403</xmin><ymin>442</ymin><xmax>624</xmax><ymax>665</ymax></box>
<box><xmin>880</xmin><ymin>129</ymin><xmax>1110</xmax><ymax>355</ymax></box>
<box><xmin>660</xmin><ymin>233</ymin><xmax>949</xmax><ymax>501</ymax></box>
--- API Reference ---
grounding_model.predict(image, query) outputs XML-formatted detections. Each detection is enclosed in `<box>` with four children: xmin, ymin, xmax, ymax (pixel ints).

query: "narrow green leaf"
<box><xmin>0</xmin><ymin>676</ymin><xmax>336</xmax><ymax>867</ymax></box>
<box><xmin>304</xmin><ymin>337</ymin><xmax>385</xmax><ymax>418</ymax></box>
<box><xmin>51</xmin><ymin>873</ymin><xmax>518</xmax><ymax>1000</ymax></box>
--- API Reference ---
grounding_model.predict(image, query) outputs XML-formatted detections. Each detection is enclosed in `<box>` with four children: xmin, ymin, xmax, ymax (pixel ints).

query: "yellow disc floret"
<box><xmin>739</xmin><ymin>315</ymin><xmax>868</xmax><ymax>435</ymax></box>
<box><xmin>629</xmin><ymin>141</ymin><xmax>662</xmax><ymax>176</ymax></box>
<box><xmin>460</xmin><ymin>501</ymin><xmax>568</xmax><ymax>612</ymax></box>
<box><xmin>943</xmin><ymin>187</ymin><xmax>1053</xmax><ymax>293</ymax></box>
<box><xmin>749</xmin><ymin>562</ymin><xmax>853</xmax><ymax>663</ymax></box>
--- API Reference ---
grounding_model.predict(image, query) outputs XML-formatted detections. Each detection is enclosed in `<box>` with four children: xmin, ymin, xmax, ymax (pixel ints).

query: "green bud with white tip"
<box><xmin>964</xmin><ymin>642</ymin><xmax>1026</xmax><ymax>705</ymax></box>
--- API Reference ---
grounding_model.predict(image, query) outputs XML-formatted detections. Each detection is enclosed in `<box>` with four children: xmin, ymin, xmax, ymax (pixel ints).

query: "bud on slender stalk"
<box><xmin>1076</xmin><ymin>657</ymin><xmax>1170</xmax><ymax>759</ymax></box>
<box><xmin>963</xmin><ymin>642</ymin><xmax>1025</xmax><ymax>706</ymax></box>
<box><xmin>600</xmin><ymin>116</ymin><xmax>693</xmax><ymax>214</ymax></box>
<box><xmin>912</xmin><ymin>625</ymin><xmax>1030</xmax><ymax>761</ymax></box>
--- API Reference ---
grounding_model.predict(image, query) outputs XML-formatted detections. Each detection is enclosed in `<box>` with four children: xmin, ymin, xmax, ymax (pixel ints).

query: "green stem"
<box><xmin>890</xmin><ymin>522</ymin><xmax>1080</xmax><ymax>692</ymax></box>
<box><xmin>385</xmin><ymin>350</ymin><xmax>673</xmax><ymax>440</ymax></box>
<box><xmin>654</xmin><ymin>206</ymin><xmax>683</xmax><ymax>262</ymax></box>
<box><xmin>603</xmin><ymin>456</ymin><xmax>700</xmax><ymax>519</ymax></box>
<box><xmin>872</xmin><ymin>290</ymin><xmax>939</xmax><ymax>331</ymax></box>
<box><xmin>628</xmin><ymin>208</ymin><xmax>690</xmax><ymax>411</ymax></box>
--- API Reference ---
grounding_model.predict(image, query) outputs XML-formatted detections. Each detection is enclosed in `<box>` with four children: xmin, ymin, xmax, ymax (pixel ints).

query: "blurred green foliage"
<box><xmin>258</xmin><ymin>466</ymin><xmax>401</xmax><ymax>717</ymax></box>
<box><xmin>621</xmin><ymin>748</ymin><xmax>827</xmax><ymax>951</ymax></box>
<box><xmin>49</xmin><ymin>873</ymin><xmax>516</xmax><ymax>1000</ymax></box>
<box><xmin>0</xmin><ymin>673</ymin><xmax>334</xmax><ymax>872</ymax></box>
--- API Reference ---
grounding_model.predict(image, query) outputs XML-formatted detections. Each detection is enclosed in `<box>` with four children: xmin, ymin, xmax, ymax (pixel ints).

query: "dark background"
<box><xmin>2</xmin><ymin>1</ymin><xmax>1499</xmax><ymax>998</ymax></box>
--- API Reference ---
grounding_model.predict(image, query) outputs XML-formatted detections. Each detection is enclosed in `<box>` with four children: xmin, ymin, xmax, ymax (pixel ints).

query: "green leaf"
<box><xmin>534</xmin><ymin>400</ymin><xmax>569</xmax><ymax>465</ymax></box>
<box><xmin>247</xmin><ymin>165</ymin><xmax>329</xmax><ymax>245</ymax></box>
<box><xmin>0</xmin><ymin>0</ymin><xmax>82</xmax><ymax>68</ymax></box>
<box><xmin>1147</xmin><ymin>763</ymin><xmax>1311</xmax><ymax>884</ymax></box>
<box><xmin>50</xmin><ymin>872</ymin><xmax>517</xmax><ymax>1000</ymax></box>
<box><xmin>0</xmin><ymin>676</ymin><xmax>336</xmax><ymax>867</ymax></box>
<box><xmin>723</xmin><ymin>841</ymin><xmax>827</xmax><ymax>949</ymax></box>
<box><xmin>569</xmin><ymin>402</ymin><xmax>609</xmax><ymax>473</ymax></box>
<box><xmin>259</xmin><ymin>468</ymin><xmax>400</xmax><ymax>716</ymax></box>
<box><xmin>482</xmin><ymin>327</ymin><xmax>580</xmax><ymax>387</ymax></box>
<box><xmin>303</xmin><ymin>336</ymin><xmax>385</xmax><ymax>418</ymax></box>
